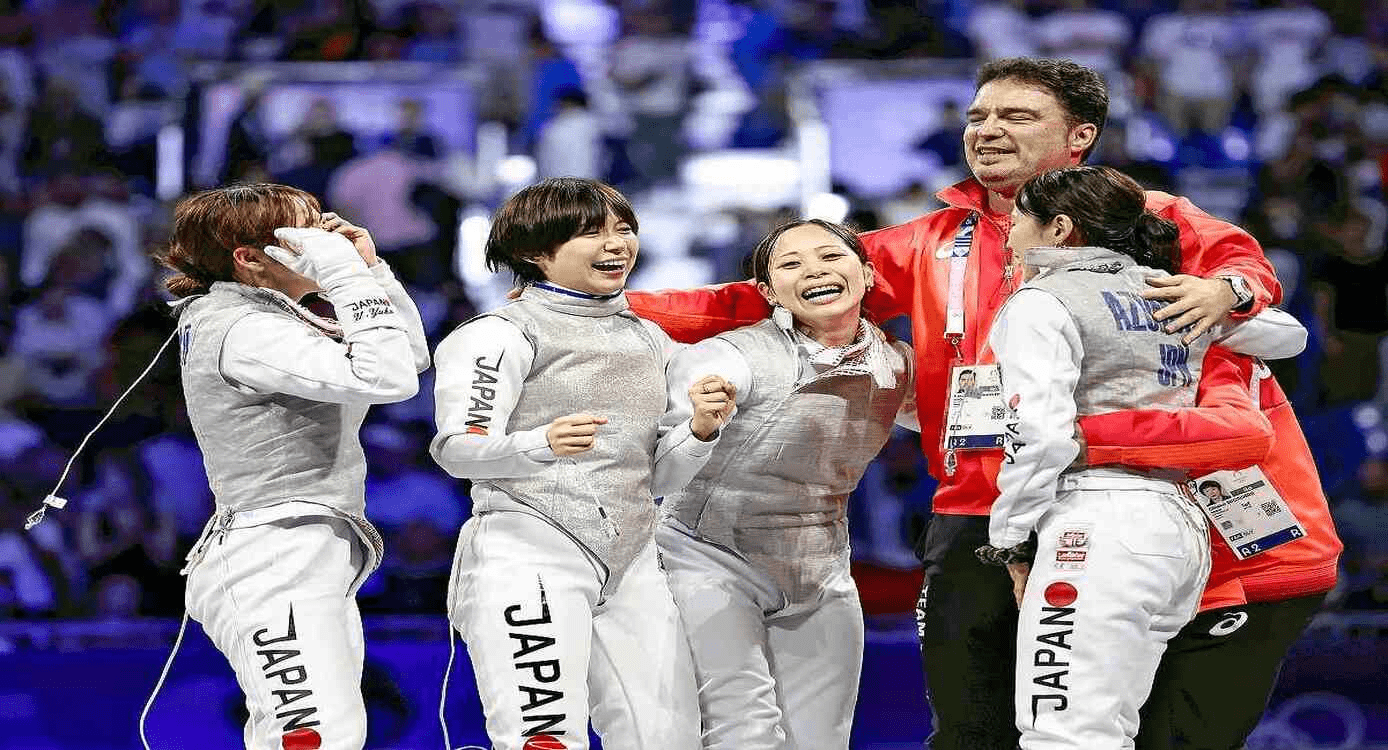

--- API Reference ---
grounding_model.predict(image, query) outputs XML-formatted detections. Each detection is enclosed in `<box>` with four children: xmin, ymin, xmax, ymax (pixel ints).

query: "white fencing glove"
<box><xmin>265</xmin><ymin>227</ymin><xmax>370</xmax><ymax>290</ymax></box>
<box><xmin>265</xmin><ymin>227</ymin><xmax>406</xmax><ymax>338</ymax></box>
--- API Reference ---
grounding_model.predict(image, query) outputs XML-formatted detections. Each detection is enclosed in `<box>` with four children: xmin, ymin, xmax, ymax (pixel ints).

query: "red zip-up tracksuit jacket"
<box><xmin>628</xmin><ymin>177</ymin><xmax>1337</xmax><ymax>609</ymax></box>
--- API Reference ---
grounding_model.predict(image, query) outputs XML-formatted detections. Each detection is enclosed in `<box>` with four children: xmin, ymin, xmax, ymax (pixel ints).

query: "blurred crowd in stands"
<box><xmin>1</xmin><ymin>0</ymin><xmax>1388</xmax><ymax>622</ymax></box>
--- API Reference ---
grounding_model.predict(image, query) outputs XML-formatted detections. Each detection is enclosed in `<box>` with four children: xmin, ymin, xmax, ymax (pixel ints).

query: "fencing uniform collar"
<box><xmin>1025</xmin><ymin>246</ymin><xmax>1137</xmax><ymax>275</ymax></box>
<box><xmin>521</xmin><ymin>282</ymin><xmax>630</xmax><ymax>317</ymax></box>
<box><xmin>183</xmin><ymin>282</ymin><xmax>344</xmax><ymax>337</ymax></box>
<box><xmin>772</xmin><ymin>308</ymin><xmax>896</xmax><ymax>388</ymax></box>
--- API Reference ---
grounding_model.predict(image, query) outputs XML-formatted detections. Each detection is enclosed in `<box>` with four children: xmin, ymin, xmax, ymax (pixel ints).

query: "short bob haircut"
<box><xmin>157</xmin><ymin>183</ymin><xmax>321</xmax><ymax>298</ymax></box>
<box><xmin>748</xmin><ymin>218</ymin><xmax>867</xmax><ymax>287</ymax></box>
<box><xmin>485</xmin><ymin>178</ymin><xmax>638</xmax><ymax>284</ymax></box>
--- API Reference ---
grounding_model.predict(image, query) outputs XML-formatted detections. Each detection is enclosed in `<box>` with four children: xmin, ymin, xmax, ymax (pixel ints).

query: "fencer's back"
<box><xmin>1023</xmin><ymin>246</ymin><xmax>1211</xmax><ymax>417</ymax></box>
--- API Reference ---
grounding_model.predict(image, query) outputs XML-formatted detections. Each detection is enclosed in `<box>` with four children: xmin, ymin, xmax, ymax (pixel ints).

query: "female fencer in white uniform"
<box><xmin>655</xmin><ymin>218</ymin><xmax>918</xmax><ymax>749</ymax></box>
<box><xmin>162</xmin><ymin>183</ymin><xmax>429</xmax><ymax>750</ymax></box>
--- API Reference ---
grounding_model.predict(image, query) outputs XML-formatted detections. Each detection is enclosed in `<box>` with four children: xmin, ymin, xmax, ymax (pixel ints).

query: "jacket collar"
<box><xmin>936</xmin><ymin>177</ymin><xmax>1016</xmax><ymax>227</ymax></box>
<box><xmin>936</xmin><ymin>177</ymin><xmax>989</xmax><ymax>212</ymax></box>
<box><xmin>1025</xmin><ymin>246</ymin><xmax>1136</xmax><ymax>273</ymax></box>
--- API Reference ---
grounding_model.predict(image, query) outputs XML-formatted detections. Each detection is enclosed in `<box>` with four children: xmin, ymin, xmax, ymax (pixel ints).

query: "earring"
<box><xmin>771</xmin><ymin>304</ymin><xmax>795</xmax><ymax>330</ymax></box>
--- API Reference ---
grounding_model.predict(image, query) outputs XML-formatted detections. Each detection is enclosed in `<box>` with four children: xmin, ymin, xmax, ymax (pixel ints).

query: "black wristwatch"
<box><xmin>975</xmin><ymin>539</ymin><xmax>1036</xmax><ymax>566</ymax></box>
<box><xmin>1218</xmin><ymin>274</ymin><xmax>1254</xmax><ymax>311</ymax></box>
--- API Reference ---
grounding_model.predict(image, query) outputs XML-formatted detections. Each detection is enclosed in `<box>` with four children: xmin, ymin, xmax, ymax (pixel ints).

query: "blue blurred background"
<box><xmin>1</xmin><ymin>0</ymin><xmax>1387</xmax><ymax>747</ymax></box>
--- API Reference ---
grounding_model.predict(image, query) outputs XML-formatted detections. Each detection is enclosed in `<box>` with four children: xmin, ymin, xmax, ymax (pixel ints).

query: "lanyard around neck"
<box><xmin>944</xmin><ymin>214</ymin><xmax>978</xmax><ymax>351</ymax></box>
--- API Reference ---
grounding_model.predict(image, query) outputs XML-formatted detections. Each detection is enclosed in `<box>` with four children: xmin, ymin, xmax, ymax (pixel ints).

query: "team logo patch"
<box><xmin>281</xmin><ymin>728</ymin><xmax>322</xmax><ymax>749</ymax></box>
<box><xmin>522</xmin><ymin>735</ymin><xmax>566</xmax><ymax>750</ymax></box>
<box><xmin>1209</xmin><ymin>611</ymin><xmax>1249</xmax><ymax>637</ymax></box>
<box><xmin>1054</xmin><ymin>525</ymin><xmax>1091</xmax><ymax>571</ymax></box>
<box><xmin>1043</xmin><ymin>581</ymin><xmax>1078</xmax><ymax>607</ymax></box>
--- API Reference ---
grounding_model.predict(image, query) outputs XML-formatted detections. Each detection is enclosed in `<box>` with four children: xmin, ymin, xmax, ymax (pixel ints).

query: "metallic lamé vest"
<box><xmin>177</xmin><ymin>282</ymin><xmax>367</xmax><ymax>518</ymax></box>
<box><xmin>664</xmin><ymin>319</ymin><xmax>910</xmax><ymax>604</ymax></box>
<box><xmin>470</xmin><ymin>291</ymin><xmax>667</xmax><ymax>585</ymax></box>
<box><xmin>1024</xmin><ymin>246</ymin><xmax>1211</xmax><ymax>417</ymax></box>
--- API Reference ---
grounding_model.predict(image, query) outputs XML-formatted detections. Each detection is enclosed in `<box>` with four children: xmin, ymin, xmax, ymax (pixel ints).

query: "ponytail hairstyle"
<box><xmin>1015</xmin><ymin>165</ymin><xmax>1180</xmax><ymax>273</ymax></box>
<box><xmin>155</xmin><ymin>183</ymin><xmax>322</xmax><ymax>298</ymax></box>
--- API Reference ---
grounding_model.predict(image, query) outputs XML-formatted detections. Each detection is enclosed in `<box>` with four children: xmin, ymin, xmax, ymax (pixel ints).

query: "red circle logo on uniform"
<box><xmin>282</xmin><ymin>728</ymin><xmax>322</xmax><ymax>750</ymax></box>
<box><xmin>1043</xmin><ymin>581</ymin><xmax>1078</xmax><ymax>607</ymax></box>
<box><xmin>522</xmin><ymin>736</ymin><xmax>567</xmax><ymax>750</ymax></box>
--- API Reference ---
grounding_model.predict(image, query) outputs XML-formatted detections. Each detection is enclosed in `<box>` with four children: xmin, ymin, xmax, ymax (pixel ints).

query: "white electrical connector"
<box><xmin>24</xmin><ymin>495</ymin><xmax>69</xmax><ymax>530</ymax></box>
<box><xmin>21</xmin><ymin>327</ymin><xmax>179</xmax><ymax>533</ymax></box>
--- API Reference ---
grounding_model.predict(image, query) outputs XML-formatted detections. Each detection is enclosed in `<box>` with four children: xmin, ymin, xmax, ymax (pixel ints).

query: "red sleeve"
<box><xmin>625</xmin><ymin>282</ymin><xmax>770</xmax><ymax>344</ymax></box>
<box><xmin>1160</xmin><ymin>194</ymin><xmax>1282</xmax><ymax>317</ymax></box>
<box><xmin>859</xmin><ymin>221</ymin><xmax>922</xmax><ymax>323</ymax></box>
<box><xmin>1078</xmin><ymin>346</ymin><xmax>1273</xmax><ymax>471</ymax></box>
<box><xmin>626</xmin><ymin>212</ymin><xmax>938</xmax><ymax>342</ymax></box>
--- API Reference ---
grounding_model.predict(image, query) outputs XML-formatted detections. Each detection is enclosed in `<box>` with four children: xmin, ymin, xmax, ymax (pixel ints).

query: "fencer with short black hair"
<box><xmin>431</xmin><ymin>177</ymin><xmax>705</xmax><ymax>750</ymax></box>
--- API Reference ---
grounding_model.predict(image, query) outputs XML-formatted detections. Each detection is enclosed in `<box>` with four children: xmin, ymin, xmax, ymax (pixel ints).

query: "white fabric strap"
<box><xmin>945</xmin><ymin>214</ymin><xmax>978</xmax><ymax>339</ymax></box>
<box><xmin>1250</xmin><ymin>359</ymin><xmax>1271</xmax><ymax>411</ymax></box>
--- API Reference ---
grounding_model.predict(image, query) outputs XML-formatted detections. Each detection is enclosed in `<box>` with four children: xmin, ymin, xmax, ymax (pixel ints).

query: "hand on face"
<box><xmin>688</xmin><ymin>375</ymin><xmax>737</xmax><ymax>441</ymax></box>
<box><xmin>320</xmin><ymin>212</ymin><xmax>378</xmax><ymax>266</ymax></box>
<box><xmin>262</xmin><ymin>227</ymin><xmax>368</xmax><ymax>291</ymax></box>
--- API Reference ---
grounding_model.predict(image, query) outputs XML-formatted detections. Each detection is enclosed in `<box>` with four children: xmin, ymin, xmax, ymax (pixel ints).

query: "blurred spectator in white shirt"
<box><xmin>536</xmin><ymin>87</ymin><xmax>604</xmax><ymax>179</ymax></box>
<box><xmin>1140</xmin><ymin>0</ymin><xmax>1242</xmax><ymax>135</ymax></box>
<box><xmin>966</xmin><ymin>0</ymin><xmax>1037</xmax><ymax>61</ymax></box>
<box><xmin>1036</xmin><ymin>0</ymin><xmax>1131</xmax><ymax>77</ymax></box>
<box><xmin>11</xmin><ymin>264</ymin><xmax>115</xmax><ymax>408</ymax></box>
<box><xmin>32</xmin><ymin>2</ymin><xmax>118</xmax><ymax>116</ymax></box>
<box><xmin>611</xmin><ymin>5</ymin><xmax>692</xmax><ymax>187</ymax></box>
<box><xmin>21</xmin><ymin>173</ymin><xmax>148</xmax><ymax>318</ymax></box>
<box><xmin>1248</xmin><ymin>0</ymin><xmax>1331</xmax><ymax>115</ymax></box>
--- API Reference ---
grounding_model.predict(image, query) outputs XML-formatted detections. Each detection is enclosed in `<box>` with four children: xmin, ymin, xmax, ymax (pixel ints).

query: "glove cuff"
<box><xmin>975</xmin><ymin>539</ymin><xmax>1035</xmax><ymax>567</ymax></box>
<box><xmin>324</xmin><ymin>278</ymin><xmax>407</xmax><ymax>338</ymax></box>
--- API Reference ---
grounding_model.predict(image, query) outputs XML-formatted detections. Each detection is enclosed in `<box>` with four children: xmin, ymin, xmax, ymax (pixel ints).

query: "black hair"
<box><xmin>748</xmin><ymin>218</ymin><xmax>866</xmax><ymax>286</ymax></box>
<box><xmin>484</xmin><ymin>178</ymin><xmax>638</xmax><ymax>284</ymax></box>
<box><xmin>976</xmin><ymin>58</ymin><xmax>1109</xmax><ymax>162</ymax></box>
<box><xmin>1015</xmin><ymin>166</ymin><xmax>1180</xmax><ymax>273</ymax></box>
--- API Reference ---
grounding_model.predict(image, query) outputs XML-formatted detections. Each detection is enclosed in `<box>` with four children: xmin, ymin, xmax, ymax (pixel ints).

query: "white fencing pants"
<box><xmin>1016</xmin><ymin>477</ymin><xmax>1210</xmax><ymax>750</ymax></box>
<box><xmin>448</xmin><ymin>509</ymin><xmax>700</xmax><ymax>750</ymax></box>
<box><xmin>656</xmin><ymin>519</ymin><xmax>864</xmax><ymax>750</ymax></box>
<box><xmin>185</xmin><ymin>515</ymin><xmax>370</xmax><ymax>750</ymax></box>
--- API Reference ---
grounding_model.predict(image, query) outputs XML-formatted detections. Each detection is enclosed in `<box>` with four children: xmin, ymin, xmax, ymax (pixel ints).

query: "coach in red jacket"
<box><xmin>628</xmin><ymin>57</ymin><xmax>1338</xmax><ymax>750</ymax></box>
